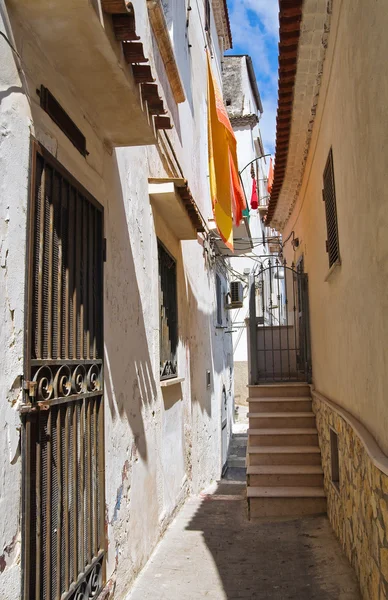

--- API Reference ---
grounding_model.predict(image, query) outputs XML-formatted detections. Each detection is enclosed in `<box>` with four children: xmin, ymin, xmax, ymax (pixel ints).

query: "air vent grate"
<box><xmin>39</xmin><ymin>86</ymin><xmax>88</xmax><ymax>157</ymax></box>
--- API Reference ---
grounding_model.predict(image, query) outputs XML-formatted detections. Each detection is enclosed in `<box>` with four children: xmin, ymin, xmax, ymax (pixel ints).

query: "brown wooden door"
<box><xmin>22</xmin><ymin>142</ymin><xmax>105</xmax><ymax>600</ymax></box>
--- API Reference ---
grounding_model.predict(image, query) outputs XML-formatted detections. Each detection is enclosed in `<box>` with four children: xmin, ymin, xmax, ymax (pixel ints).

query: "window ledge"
<box><xmin>160</xmin><ymin>377</ymin><xmax>185</xmax><ymax>388</ymax></box>
<box><xmin>324</xmin><ymin>259</ymin><xmax>341</xmax><ymax>282</ymax></box>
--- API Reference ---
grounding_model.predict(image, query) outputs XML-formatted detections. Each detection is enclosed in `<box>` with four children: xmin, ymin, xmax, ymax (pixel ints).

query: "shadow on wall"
<box><xmin>184</xmin><ymin>268</ymin><xmax>232</xmax><ymax>420</ymax></box>
<box><xmin>185</xmin><ymin>482</ymin><xmax>361</xmax><ymax>600</ymax></box>
<box><xmin>103</xmin><ymin>152</ymin><xmax>158</xmax><ymax>463</ymax></box>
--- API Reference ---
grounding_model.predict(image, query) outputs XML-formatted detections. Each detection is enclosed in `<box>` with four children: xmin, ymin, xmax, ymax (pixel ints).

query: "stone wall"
<box><xmin>313</xmin><ymin>394</ymin><xmax>388</xmax><ymax>599</ymax></box>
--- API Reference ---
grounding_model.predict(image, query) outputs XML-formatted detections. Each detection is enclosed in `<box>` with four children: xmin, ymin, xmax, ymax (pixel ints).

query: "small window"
<box><xmin>216</xmin><ymin>274</ymin><xmax>223</xmax><ymax>326</ymax></box>
<box><xmin>330</xmin><ymin>428</ymin><xmax>340</xmax><ymax>490</ymax></box>
<box><xmin>158</xmin><ymin>241</ymin><xmax>178</xmax><ymax>380</ymax></box>
<box><xmin>206</xmin><ymin>370</ymin><xmax>211</xmax><ymax>388</ymax></box>
<box><xmin>323</xmin><ymin>148</ymin><xmax>340</xmax><ymax>268</ymax></box>
<box><xmin>204</xmin><ymin>0</ymin><xmax>212</xmax><ymax>48</ymax></box>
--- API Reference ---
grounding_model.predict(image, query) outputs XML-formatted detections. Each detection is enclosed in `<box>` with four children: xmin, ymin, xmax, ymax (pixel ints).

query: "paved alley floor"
<box><xmin>126</xmin><ymin>478</ymin><xmax>361</xmax><ymax>600</ymax></box>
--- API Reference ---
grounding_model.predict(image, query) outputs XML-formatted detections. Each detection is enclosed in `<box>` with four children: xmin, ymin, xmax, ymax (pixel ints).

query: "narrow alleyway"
<box><xmin>126</xmin><ymin>407</ymin><xmax>361</xmax><ymax>600</ymax></box>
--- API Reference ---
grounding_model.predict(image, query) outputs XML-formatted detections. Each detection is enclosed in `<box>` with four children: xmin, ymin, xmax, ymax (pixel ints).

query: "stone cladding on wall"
<box><xmin>313</xmin><ymin>396</ymin><xmax>388</xmax><ymax>600</ymax></box>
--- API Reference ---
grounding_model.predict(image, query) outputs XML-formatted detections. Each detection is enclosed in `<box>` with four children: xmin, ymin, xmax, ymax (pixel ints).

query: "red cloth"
<box><xmin>250</xmin><ymin>178</ymin><xmax>258</xmax><ymax>210</ymax></box>
<box><xmin>230</xmin><ymin>149</ymin><xmax>245</xmax><ymax>225</ymax></box>
<box><xmin>267</xmin><ymin>158</ymin><xmax>274</xmax><ymax>194</ymax></box>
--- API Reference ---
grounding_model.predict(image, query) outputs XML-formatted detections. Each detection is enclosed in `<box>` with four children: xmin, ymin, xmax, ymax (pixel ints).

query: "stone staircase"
<box><xmin>246</xmin><ymin>383</ymin><xmax>326</xmax><ymax>518</ymax></box>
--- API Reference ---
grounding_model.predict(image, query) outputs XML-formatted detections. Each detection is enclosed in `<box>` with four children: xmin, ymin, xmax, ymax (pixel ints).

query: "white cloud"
<box><xmin>243</xmin><ymin>0</ymin><xmax>280</xmax><ymax>39</ymax></box>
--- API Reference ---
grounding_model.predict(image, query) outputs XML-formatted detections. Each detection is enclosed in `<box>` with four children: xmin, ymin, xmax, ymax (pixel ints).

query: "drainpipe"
<box><xmin>248</xmin><ymin>272</ymin><xmax>258</xmax><ymax>385</ymax></box>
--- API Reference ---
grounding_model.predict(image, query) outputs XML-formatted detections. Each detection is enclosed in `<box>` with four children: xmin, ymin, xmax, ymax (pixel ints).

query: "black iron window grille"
<box><xmin>158</xmin><ymin>241</ymin><xmax>178</xmax><ymax>380</ymax></box>
<box><xmin>323</xmin><ymin>148</ymin><xmax>340</xmax><ymax>268</ymax></box>
<box><xmin>216</xmin><ymin>274</ymin><xmax>223</xmax><ymax>326</ymax></box>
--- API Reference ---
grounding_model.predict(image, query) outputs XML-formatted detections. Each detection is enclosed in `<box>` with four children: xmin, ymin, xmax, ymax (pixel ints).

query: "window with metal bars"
<box><xmin>216</xmin><ymin>274</ymin><xmax>223</xmax><ymax>326</ymax></box>
<box><xmin>323</xmin><ymin>148</ymin><xmax>340</xmax><ymax>268</ymax></box>
<box><xmin>23</xmin><ymin>142</ymin><xmax>105</xmax><ymax>600</ymax></box>
<box><xmin>330</xmin><ymin>428</ymin><xmax>340</xmax><ymax>490</ymax></box>
<box><xmin>158</xmin><ymin>241</ymin><xmax>178</xmax><ymax>380</ymax></box>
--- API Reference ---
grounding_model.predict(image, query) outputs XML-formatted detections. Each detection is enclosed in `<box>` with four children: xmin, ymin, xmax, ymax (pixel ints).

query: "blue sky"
<box><xmin>225</xmin><ymin>0</ymin><xmax>279</xmax><ymax>156</ymax></box>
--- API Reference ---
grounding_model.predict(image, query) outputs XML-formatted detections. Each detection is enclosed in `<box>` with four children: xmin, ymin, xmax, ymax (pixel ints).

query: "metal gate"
<box><xmin>22</xmin><ymin>142</ymin><xmax>105</xmax><ymax>600</ymax></box>
<box><xmin>248</xmin><ymin>258</ymin><xmax>311</xmax><ymax>384</ymax></box>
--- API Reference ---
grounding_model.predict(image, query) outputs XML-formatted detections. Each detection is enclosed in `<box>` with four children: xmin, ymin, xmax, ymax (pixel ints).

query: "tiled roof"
<box><xmin>223</xmin><ymin>0</ymin><xmax>233</xmax><ymax>48</ymax></box>
<box><xmin>266</xmin><ymin>0</ymin><xmax>303</xmax><ymax>225</ymax></box>
<box><xmin>212</xmin><ymin>0</ymin><xmax>233</xmax><ymax>50</ymax></box>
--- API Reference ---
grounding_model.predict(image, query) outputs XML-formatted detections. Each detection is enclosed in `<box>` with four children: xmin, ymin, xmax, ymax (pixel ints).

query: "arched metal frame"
<box><xmin>248</xmin><ymin>259</ymin><xmax>311</xmax><ymax>384</ymax></box>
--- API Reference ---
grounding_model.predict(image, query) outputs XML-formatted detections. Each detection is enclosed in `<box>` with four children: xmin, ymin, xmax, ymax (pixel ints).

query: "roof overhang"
<box><xmin>146</xmin><ymin>0</ymin><xmax>185</xmax><ymax>104</ymax></box>
<box><xmin>149</xmin><ymin>179</ymin><xmax>205</xmax><ymax>240</ymax></box>
<box><xmin>266</xmin><ymin>0</ymin><xmax>332</xmax><ymax>229</ymax></box>
<box><xmin>211</xmin><ymin>0</ymin><xmax>233</xmax><ymax>51</ymax></box>
<box><xmin>7</xmin><ymin>0</ymin><xmax>174</xmax><ymax>146</ymax></box>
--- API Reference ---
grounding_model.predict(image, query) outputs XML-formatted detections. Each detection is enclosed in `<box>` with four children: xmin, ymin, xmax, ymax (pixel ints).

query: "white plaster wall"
<box><xmin>227</xmin><ymin>61</ymin><xmax>269</xmax><ymax>396</ymax></box>
<box><xmin>0</xmin><ymin>0</ymin><xmax>233</xmax><ymax>597</ymax></box>
<box><xmin>231</xmin><ymin>124</ymin><xmax>266</xmax><ymax>368</ymax></box>
<box><xmin>0</xmin><ymin>10</ymin><xmax>30</xmax><ymax>598</ymax></box>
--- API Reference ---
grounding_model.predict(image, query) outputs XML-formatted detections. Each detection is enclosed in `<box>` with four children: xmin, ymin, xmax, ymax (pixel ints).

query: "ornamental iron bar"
<box><xmin>248</xmin><ymin>258</ymin><xmax>311</xmax><ymax>383</ymax></box>
<box><xmin>22</xmin><ymin>142</ymin><xmax>105</xmax><ymax>600</ymax></box>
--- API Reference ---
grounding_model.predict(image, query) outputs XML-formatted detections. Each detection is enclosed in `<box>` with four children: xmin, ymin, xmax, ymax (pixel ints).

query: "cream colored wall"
<box><xmin>282</xmin><ymin>0</ymin><xmax>388</xmax><ymax>454</ymax></box>
<box><xmin>0</xmin><ymin>1</ymin><xmax>233</xmax><ymax>597</ymax></box>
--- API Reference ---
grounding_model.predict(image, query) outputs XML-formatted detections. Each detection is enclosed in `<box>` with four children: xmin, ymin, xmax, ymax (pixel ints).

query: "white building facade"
<box><xmin>222</xmin><ymin>55</ymin><xmax>275</xmax><ymax>404</ymax></box>
<box><xmin>0</xmin><ymin>1</ymin><xmax>236</xmax><ymax>598</ymax></box>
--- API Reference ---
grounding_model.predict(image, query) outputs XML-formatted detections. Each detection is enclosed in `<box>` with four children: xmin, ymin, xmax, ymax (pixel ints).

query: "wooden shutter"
<box><xmin>323</xmin><ymin>148</ymin><xmax>340</xmax><ymax>268</ymax></box>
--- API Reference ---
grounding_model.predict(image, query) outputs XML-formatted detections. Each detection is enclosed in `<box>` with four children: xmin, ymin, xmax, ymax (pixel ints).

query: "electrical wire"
<box><xmin>0</xmin><ymin>30</ymin><xmax>21</xmax><ymax>60</ymax></box>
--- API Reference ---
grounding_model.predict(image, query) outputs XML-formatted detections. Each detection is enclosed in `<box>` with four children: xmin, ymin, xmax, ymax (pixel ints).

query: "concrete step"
<box><xmin>248</xmin><ymin>428</ymin><xmax>319</xmax><ymax>447</ymax></box>
<box><xmin>248</xmin><ymin>397</ymin><xmax>312</xmax><ymax>413</ymax></box>
<box><xmin>248</xmin><ymin>383</ymin><xmax>310</xmax><ymax>398</ymax></box>
<box><xmin>248</xmin><ymin>486</ymin><xmax>326</xmax><ymax>517</ymax></box>
<box><xmin>248</xmin><ymin>446</ymin><xmax>322</xmax><ymax>466</ymax></box>
<box><xmin>248</xmin><ymin>412</ymin><xmax>316</xmax><ymax>429</ymax></box>
<box><xmin>247</xmin><ymin>465</ymin><xmax>324</xmax><ymax>487</ymax></box>
<box><xmin>227</xmin><ymin>457</ymin><xmax>247</xmax><ymax>468</ymax></box>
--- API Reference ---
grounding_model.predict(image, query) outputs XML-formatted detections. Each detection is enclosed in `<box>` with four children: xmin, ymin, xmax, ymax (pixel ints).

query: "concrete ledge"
<box><xmin>160</xmin><ymin>377</ymin><xmax>184</xmax><ymax>388</ymax></box>
<box><xmin>311</xmin><ymin>388</ymin><xmax>388</xmax><ymax>477</ymax></box>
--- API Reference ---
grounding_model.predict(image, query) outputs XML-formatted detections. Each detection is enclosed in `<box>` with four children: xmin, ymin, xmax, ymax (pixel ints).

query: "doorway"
<box><xmin>22</xmin><ymin>143</ymin><xmax>105</xmax><ymax>600</ymax></box>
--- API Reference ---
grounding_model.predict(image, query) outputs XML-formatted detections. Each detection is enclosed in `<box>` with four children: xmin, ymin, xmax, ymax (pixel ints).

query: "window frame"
<box><xmin>322</xmin><ymin>148</ymin><xmax>341</xmax><ymax>269</ymax></box>
<box><xmin>216</xmin><ymin>273</ymin><xmax>223</xmax><ymax>326</ymax></box>
<box><xmin>330</xmin><ymin>428</ymin><xmax>340</xmax><ymax>492</ymax></box>
<box><xmin>158</xmin><ymin>240</ymin><xmax>179</xmax><ymax>380</ymax></box>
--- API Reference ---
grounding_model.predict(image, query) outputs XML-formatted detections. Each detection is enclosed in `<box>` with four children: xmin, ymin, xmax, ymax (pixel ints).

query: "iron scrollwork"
<box><xmin>31</xmin><ymin>362</ymin><xmax>102</xmax><ymax>404</ymax></box>
<box><xmin>70</xmin><ymin>557</ymin><xmax>103</xmax><ymax>600</ymax></box>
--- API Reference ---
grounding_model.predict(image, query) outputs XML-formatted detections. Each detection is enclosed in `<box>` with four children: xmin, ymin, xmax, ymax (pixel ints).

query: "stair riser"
<box><xmin>249</xmin><ymin>496</ymin><xmax>327</xmax><ymax>518</ymax></box>
<box><xmin>249</xmin><ymin>385</ymin><xmax>310</xmax><ymax>398</ymax></box>
<box><xmin>249</xmin><ymin>453</ymin><xmax>322</xmax><ymax>466</ymax></box>
<box><xmin>248</xmin><ymin>473</ymin><xmax>324</xmax><ymax>487</ymax></box>
<box><xmin>227</xmin><ymin>458</ymin><xmax>246</xmax><ymax>468</ymax></box>
<box><xmin>249</xmin><ymin>400</ymin><xmax>312</xmax><ymax>413</ymax></box>
<box><xmin>249</xmin><ymin>434</ymin><xmax>318</xmax><ymax>446</ymax></box>
<box><xmin>249</xmin><ymin>416</ymin><xmax>316</xmax><ymax>428</ymax></box>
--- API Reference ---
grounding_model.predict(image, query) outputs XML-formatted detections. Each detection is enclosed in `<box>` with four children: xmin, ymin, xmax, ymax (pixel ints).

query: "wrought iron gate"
<box><xmin>248</xmin><ymin>259</ymin><xmax>311</xmax><ymax>384</ymax></box>
<box><xmin>22</xmin><ymin>143</ymin><xmax>105</xmax><ymax>600</ymax></box>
